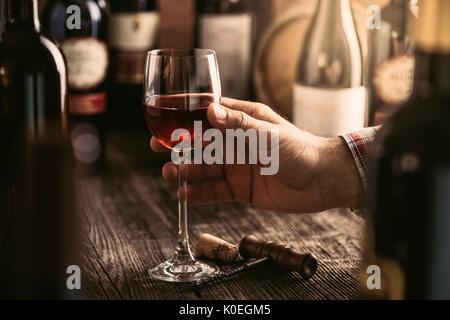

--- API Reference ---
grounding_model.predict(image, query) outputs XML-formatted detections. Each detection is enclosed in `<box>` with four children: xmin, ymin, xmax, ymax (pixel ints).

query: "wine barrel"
<box><xmin>253</xmin><ymin>0</ymin><xmax>389</xmax><ymax>120</ymax></box>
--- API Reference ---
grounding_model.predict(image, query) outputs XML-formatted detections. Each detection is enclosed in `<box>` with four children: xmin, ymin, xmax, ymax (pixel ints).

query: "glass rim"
<box><xmin>147</xmin><ymin>49</ymin><xmax>217</xmax><ymax>58</ymax></box>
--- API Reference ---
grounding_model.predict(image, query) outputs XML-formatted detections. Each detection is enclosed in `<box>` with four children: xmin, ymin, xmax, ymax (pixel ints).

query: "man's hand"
<box><xmin>150</xmin><ymin>97</ymin><xmax>363</xmax><ymax>213</ymax></box>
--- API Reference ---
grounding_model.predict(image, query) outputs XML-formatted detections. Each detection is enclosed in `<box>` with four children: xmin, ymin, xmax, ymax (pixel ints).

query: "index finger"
<box><xmin>220</xmin><ymin>97</ymin><xmax>286</xmax><ymax>125</ymax></box>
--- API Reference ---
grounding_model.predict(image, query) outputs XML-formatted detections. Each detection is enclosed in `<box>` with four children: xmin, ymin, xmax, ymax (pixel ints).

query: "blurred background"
<box><xmin>3</xmin><ymin>0</ymin><xmax>436</xmax><ymax>299</ymax></box>
<box><xmin>35</xmin><ymin>0</ymin><xmax>393</xmax><ymax>123</ymax></box>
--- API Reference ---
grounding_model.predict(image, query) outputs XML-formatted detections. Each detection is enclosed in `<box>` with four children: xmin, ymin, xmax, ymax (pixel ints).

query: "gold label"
<box><xmin>61</xmin><ymin>38</ymin><xmax>109</xmax><ymax>91</ymax></box>
<box><xmin>373</xmin><ymin>55</ymin><xmax>415</xmax><ymax>106</ymax></box>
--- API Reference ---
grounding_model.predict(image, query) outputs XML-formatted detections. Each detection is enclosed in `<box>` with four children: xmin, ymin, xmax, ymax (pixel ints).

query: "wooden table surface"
<box><xmin>80</xmin><ymin>132</ymin><xmax>365</xmax><ymax>300</ymax></box>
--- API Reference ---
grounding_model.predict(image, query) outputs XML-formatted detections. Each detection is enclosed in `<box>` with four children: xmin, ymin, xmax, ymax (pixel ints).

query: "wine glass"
<box><xmin>143</xmin><ymin>49</ymin><xmax>220</xmax><ymax>282</ymax></box>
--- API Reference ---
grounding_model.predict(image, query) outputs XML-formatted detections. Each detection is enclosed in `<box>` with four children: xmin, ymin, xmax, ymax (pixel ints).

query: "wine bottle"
<box><xmin>0</xmin><ymin>0</ymin><xmax>67</xmax><ymax>136</ymax></box>
<box><xmin>0</xmin><ymin>0</ymin><xmax>68</xmax><ymax>179</ymax></box>
<box><xmin>43</xmin><ymin>0</ymin><xmax>110</xmax><ymax>172</ymax></box>
<box><xmin>367</xmin><ymin>0</ymin><xmax>417</xmax><ymax>126</ymax></box>
<box><xmin>293</xmin><ymin>0</ymin><xmax>366</xmax><ymax>137</ymax></box>
<box><xmin>0</xmin><ymin>0</ymin><xmax>70</xmax><ymax>298</ymax></box>
<box><xmin>108</xmin><ymin>0</ymin><xmax>159</xmax><ymax>131</ymax></box>
<box><xmin>197</xmin><ymin>0</ymin><xmax>253</xmax><ymax>100</ymax></box>
<box><xmin>364</xmin><ymin>0</ymin><xmax>450</xmax><ymax>299</ymax></box>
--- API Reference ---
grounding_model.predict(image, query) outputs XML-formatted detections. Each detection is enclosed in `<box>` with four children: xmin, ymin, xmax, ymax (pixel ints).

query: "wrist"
<box><xmin>317</xmin><ymin>137</ymin><xmax>364</xmax><ymax>210</ymax></box>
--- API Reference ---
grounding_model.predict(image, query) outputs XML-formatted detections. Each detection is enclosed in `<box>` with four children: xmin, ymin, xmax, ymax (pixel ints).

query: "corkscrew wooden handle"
<box><xmin>238</xmin><ymin>235</ymin><xmax>318</xmax><ymax>280</ymax></box>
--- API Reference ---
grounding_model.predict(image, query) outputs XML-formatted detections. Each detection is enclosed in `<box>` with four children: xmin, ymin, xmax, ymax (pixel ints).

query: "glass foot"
<box><xmin>149</xmin><ymin>259</ymin><xmax>218</xmax><ymax>283</ymax></box>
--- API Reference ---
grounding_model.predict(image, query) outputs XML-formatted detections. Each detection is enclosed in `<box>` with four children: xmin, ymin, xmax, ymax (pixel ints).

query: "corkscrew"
<box><xmin>193</xmin><ymin>235</ymin><xmax>318</xmax><ymax>288</ymax></box>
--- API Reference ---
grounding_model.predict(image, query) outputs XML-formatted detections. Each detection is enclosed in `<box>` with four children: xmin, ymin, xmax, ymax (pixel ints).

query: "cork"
<box><xmin>195</xmin><ymin>234</ymin><xmax>239</xmax><ymax>263</ymax></box>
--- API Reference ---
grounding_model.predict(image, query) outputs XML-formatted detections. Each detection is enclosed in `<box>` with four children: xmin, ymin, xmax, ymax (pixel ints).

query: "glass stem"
<box><xmin>173</xmin><ymin>150</ymin><xmax>195</xmax><ymax>262</ymax></box>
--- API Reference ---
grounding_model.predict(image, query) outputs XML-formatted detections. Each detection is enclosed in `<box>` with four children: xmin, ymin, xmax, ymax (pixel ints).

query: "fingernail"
<box><xmin>213</xmin><ymin>104</ymin><xmax>227</xmax><ymax>121</ymax></box>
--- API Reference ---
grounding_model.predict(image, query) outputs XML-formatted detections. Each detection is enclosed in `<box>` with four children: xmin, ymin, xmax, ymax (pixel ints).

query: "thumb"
<box><xmin>207</xmin><ymin>103</ymin><xmax>271</xmax><ymax>132</ymax></box>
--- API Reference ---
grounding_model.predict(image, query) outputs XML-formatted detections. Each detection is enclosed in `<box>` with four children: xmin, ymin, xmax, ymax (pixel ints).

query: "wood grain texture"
<box><xmin>80</xmin><ymin>132</ymin><xmax>365</xmax><ymax>300</ymax></box>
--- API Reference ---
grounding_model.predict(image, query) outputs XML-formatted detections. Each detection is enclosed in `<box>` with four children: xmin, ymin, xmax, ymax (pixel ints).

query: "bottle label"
<box><xmin>109</xmin><ymin>12</ymin><xmax>159</xmax><ymax>84</ymax></box>
<box><xmin>373</xmin><ymin>55</ymin><xmax>415</xmax><ymax>106</ymax></box>
<box><xmin>69</xmin><ymin>92</ymin><xmax>106</xmax><ymax>115</ymax></box>
<box><xmin>109</xmin><ymin>12</ymin><xmax>159</xmax><ymax>51</ymax></box>
<box><xmin>198</xmin><ymin>14</ymin><xmax>252</xmax><ymax>100</ymax></box>
<box><xmin>293</xmin><ymin>85</ymin><xmax>367</xmax><ymax>137</ymax></box>
<box><xmin>61</xmin><ymin>38</ymin><xmax>109</xmax><ymax>91</ymax></box>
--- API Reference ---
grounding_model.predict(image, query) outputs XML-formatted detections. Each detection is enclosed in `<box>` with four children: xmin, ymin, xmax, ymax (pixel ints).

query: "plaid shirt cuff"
<box><xmin>340</xmin><ymin>126</ymin><xmax>380</xmax><ymax>192</ymax></box>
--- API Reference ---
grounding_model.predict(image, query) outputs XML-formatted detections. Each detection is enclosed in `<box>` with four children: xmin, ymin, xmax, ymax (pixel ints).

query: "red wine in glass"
<box><xmin>143</xmin><ymin>93</ymin><xmax>214</xmax><ymax>150</ymax></box>
<box><xmin>144</xmin><ymin>49</ymin><xmax>220</xmax><ymax>283</ymax></box>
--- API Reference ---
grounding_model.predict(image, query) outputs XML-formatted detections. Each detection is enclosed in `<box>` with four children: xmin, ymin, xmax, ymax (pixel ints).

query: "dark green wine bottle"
<box><xmin>363</xmin><ymin>0</ymin><xmax>450</xmax><ymax>300</ymax></box>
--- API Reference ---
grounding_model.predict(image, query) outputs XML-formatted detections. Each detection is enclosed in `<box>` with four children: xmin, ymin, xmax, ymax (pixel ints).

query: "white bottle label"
<box><xmin>109</xmin><ymin>12</ymin><xmax>159</xmax><ymax>51</ymax></box>
<box><xmin>293</xmin><ymin>85</ymin><xmax>367</xmax><ymax>137</ymax></box>
<box><xmin>373</xmin><ymin>54</ymin><xmax>415</xmax><ymax>106</ymax></box>
<box><xmin>61</xmin><ymin>38</ymin><xmax>109</xmax><ymax>91</ymax></box>
<box><xmin>199</xmin><ymin>14</ymin><xmax>252</xmax><ymax>100</ymax></box>
<box><xmin>108</xmin><ymin>12</ymin><xmax>159</xmax><ymax>84</ymax></box>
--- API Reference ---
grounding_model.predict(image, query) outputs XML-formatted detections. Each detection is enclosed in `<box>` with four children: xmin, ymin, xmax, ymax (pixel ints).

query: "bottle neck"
<box><xmin>412</xmin><ymin>0</ymin><xmax>450</xmax><ymax>100</ymax></box>
<box><xmin>0</xmin><ymin>1</ymin><xmax>6</xmax><ymax>31</ymax></box>
<box><xmin>4</xmin><ymin>0</ymin><xmax>41</xmax><ymax>32</ymax></box>
<box><xmin>110</xmin><ymin>0</ymin><xmax>156</xmax><ymax>12</ymax></box>
<box><xmin>315</xmin><ymin>0</ymin><xmax>351</xmax><ymax>25</ymax></box>
<box><xmin>390</xmin><ymin>0</ymin><xmax>408</xmax><ymax>7</ymax></box>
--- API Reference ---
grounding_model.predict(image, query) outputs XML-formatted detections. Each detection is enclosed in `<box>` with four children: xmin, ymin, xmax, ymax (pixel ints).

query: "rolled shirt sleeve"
<box><xmin>340</xmin><ymin>126</ymin><xmax>380</xmax><ymax>192</ymax></box>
